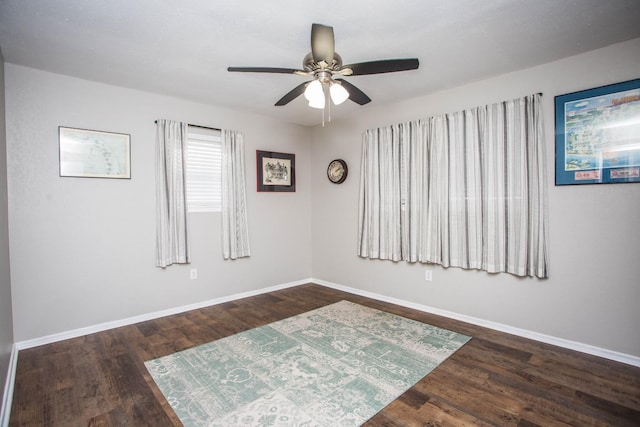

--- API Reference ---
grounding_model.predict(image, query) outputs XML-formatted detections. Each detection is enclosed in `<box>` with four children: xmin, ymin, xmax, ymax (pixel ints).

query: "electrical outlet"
<box><xmin>190</xmin><ymin>268</ymin><xmax>198</xmax><ymax>280</ymax></box>
<box><xmin>424</xmin><ymin>269</ymin><xmax>433</xmax><ymax>281</ymax></box>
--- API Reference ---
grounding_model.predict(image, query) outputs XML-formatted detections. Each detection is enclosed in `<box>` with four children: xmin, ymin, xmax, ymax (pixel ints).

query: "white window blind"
<box><xmin>186</xmin><ymin>128</ymin><xmax>222</xmax><ymax>213</ymax></box>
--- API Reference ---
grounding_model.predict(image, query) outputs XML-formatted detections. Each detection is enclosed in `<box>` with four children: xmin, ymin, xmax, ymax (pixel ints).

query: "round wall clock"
<box><xmin>327</xmin><ymin>159</ymin><xmax>348</xmax><ymax>184</ymax></box>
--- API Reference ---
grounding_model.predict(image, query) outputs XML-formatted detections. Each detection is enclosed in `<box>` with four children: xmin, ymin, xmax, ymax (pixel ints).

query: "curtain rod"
<box><xmin>154</xmin><ymin>120</ymin><xmax>221</xmax><ymax>132</ymax></box>
<box><xmin>155</xmin><ymin>93</ymin><xmax>543</xmax><ymax>130</ymax></box>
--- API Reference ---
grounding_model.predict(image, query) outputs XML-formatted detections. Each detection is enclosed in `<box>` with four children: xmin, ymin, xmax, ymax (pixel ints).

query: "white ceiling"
<box><xmin>1</xmin><ymin>0</ymin><xmax>640</xmax><ymax>126</ymax></box>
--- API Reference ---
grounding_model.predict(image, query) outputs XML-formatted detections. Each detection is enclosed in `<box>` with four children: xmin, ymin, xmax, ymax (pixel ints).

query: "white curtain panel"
<box><xmin>358</xmin><ymin>94</ymin><xmax>548</xmax><ymax>278</ymax></box>
<box><xmin>156</xmin><ymin>119</ymin><xmax>190</xmax><ymax>268</ymax></box>
<box><xmin>221</xmin><ymin>130</ymin><xmax>251</xmax><ymax>260</ymax></box>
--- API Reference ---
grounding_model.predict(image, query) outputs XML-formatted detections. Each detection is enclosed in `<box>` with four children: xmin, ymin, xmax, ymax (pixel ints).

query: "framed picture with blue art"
<box><xmin>554</xmin><ymin>78</ymin><xmax>640</xmax><ymax>185</ymax></box>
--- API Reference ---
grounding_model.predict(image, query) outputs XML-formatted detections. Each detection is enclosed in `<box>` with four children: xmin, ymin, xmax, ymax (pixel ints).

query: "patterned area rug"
<box><xmin>145</xmin><ymin>300</ymin><xmax>470</xmax><ymax>426</ymax></box>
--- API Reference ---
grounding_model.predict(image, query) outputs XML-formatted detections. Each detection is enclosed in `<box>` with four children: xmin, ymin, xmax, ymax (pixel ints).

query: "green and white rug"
<box><xmin>145</xmin><ymin>300</ymin><xmax>470</xmax><ymax>426</ymax></box>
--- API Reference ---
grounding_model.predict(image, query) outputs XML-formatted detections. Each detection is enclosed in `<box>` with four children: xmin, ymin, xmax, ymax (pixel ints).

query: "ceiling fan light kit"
<box><xmin>304</xmin><ymin>79</ymin><xmax>348</xmax><ymax>109</ymax></box>
<box><xmin>228</xmin><ymin>23</ymin><xmax>419</xmax><ymax>121</ymax></box>
<box><xmin>329</xmin><ymin>82</ymin><xmax>349</xmax><ymax>105</ymax></box>
<box><xmin>304</xmin><ymin>80</ymin><xmax>325</xmax><ymax>108</ymax></box>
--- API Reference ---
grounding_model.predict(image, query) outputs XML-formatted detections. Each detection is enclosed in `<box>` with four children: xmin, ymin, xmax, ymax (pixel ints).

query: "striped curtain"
<box><xmin>156</xmin><ymin>119</ymin><xmax>190</xmax><ymax>267</ymax></box>
<box><xmin>358</xmin><ymin>94</ymin><xmax>548</xmax><ymax>278</ymax></box>
<box><xmin>221</xmin><ymin>130</ymin><xmax>251</xmax><ymax>260</ymax></box>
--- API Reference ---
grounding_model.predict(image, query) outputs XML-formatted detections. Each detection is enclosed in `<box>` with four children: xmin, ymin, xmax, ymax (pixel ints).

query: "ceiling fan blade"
<box><xmin>343</xmin><ymin>58</ymin><xmax>419</xmax><ymax>75</ymax></box>
<box><xmin>311</xmin><ymin>23</ymin><xmax>335</xmax><ymax>65</ymax></box>
<box><xmin>227</xmin><ymin>66</ymin><xmax>303</xmax><ymax>74</ymax></box>
<box><xmin>275</xmin><ymin>81</ymin><xmax>312</xmax><ymax>106</ymax></box>
<box><xmin>334</xmin><ymin>79</ymin><xmax>371</xmax><ymax>105</ymax></box>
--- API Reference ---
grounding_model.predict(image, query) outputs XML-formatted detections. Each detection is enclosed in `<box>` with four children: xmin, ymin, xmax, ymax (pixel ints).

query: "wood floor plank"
<box><xmin>9</xmin><ymin>283</ymin><xmax>640</xmax><ymax>426</ymax></box>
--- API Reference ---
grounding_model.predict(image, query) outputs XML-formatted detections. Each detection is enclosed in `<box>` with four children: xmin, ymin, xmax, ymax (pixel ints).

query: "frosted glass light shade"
<box><xmin>305</xmin><ymin>80</ymin><xmax>325</xmax><ymax>109</ymax></box>
<box><xmin>308</xmin><ymin>96</ymin><xmax>325</xmax><ymax>109</ymax></box>
<box><xmin>330</xmin><ymin>82</ymin><xmax>349</xmax><ymax>105</ymax></box>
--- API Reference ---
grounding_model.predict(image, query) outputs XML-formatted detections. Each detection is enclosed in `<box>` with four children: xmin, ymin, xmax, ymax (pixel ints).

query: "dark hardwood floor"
<box><xmin>9</xmin><ymin>283</ymin><xmax>640</xmax><ymax>426</ymax></box>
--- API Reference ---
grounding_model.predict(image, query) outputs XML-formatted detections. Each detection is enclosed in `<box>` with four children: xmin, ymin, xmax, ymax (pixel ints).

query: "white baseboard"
<box><xmin>15</xmin><ymin>279</ymin><xmax>307</xmax><ymax>351</ymax></box>
<box><xmin>312</xmin><ymin>278</ymin><xmax>640</xmax><ymax>368</ymax></box>
<box><xmin>4</xmin><ymin>278</ymin><xmax>638</xmax><ymax>426</ymax></box>
<box><xmin>0</xmin><ymin>344</ymin><xmax>18</xmax><ymax>427</ymax></box>
<box><xmin>14</xmin><ymin>277</ymin><xmax>640</xmax><ymax>369</ymax></box>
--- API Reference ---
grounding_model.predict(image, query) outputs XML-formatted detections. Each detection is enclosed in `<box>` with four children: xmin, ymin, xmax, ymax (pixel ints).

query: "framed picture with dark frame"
<box><xmin>554</xmin><ymin>78</ymin><xmax>640</xmax><ymax>185</ymax></box>
<box><xmin>59</xmin><ymin>126</ymin><xmax>131</xmax><ymax>179</ymax></box>
<box><xmin>256</xmin><ymin>150</ymin><xmax>296</xmax><ymax>192</ymax></box>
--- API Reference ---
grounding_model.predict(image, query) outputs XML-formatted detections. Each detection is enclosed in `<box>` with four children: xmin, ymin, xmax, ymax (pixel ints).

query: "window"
<box><xmin>358</xmin><ymin>94</ymin><xmax>548</xmax><ymax>278</ymax></box>
<box><xmin>186</xmin><ymin>128</ymin><xmax>222</xmax><ymax>213</ymax></box>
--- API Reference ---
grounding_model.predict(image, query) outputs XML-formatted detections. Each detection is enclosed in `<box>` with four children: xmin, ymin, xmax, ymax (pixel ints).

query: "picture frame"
<box><xmin>59</xmin><ymin>126</ymin><xmax>131</xmax><ymax>179</ymax></box>
<box><xmin>256</xmin><ymin>150</ymin><xmax>295</xmax><ymax>192</ymax></box>
<box><xmin>554</xmin><ymin>78</ymin><xmax>640</xmax><ymax>185</ymax></box>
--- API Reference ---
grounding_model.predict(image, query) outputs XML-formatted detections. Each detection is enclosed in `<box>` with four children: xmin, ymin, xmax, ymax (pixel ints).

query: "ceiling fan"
<box><xmin>227</xmin><ymin>23</ymin><xmax>419</xmax><ymax>109</ymax></box>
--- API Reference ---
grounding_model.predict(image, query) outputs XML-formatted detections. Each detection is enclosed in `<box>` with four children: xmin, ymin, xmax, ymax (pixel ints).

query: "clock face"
<box><xmin>327</xmin><ymin>159</ymin><xmax>348</xmax><ymax>184</ymax></box>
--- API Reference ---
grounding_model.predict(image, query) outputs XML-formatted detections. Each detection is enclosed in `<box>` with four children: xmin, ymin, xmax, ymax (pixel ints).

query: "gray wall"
<box><xmin>310</xmin><ymin>37</ymin><xmax>640</xmax><ymax>357</ymax></box>
<box><xmin>0</xmin><ymin>49</ymin><xmax>15</xmax><ymax>413</ymax></box>
<box><xmin>4</xmin><ymin>38</ymin><xmax>640</xmax><ymax>361</ymax></box>
<box><xmin>5</xmin><ymin>65</ymin><xmax>312</xmax><ymax>341</ymax></box>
